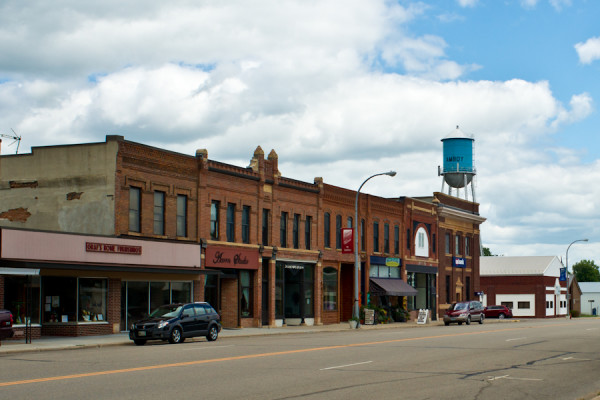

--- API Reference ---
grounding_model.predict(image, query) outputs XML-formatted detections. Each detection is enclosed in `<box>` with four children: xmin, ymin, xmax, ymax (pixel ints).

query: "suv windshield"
<box><xmin>452</xmin><ymin>303</ymin><xmax>468</xmax><ymax>311</ymax></box>
<box><xmin>150</xmin><ymin>305</ymin><xmax>182</xmax><ymax>318</ymax></box>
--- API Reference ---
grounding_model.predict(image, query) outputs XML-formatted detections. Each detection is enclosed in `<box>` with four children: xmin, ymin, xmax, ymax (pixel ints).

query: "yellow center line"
<box><xmin>0</xmin><ymin>322</ymin><xmax>571</xmax><ymax>387</ymax></box>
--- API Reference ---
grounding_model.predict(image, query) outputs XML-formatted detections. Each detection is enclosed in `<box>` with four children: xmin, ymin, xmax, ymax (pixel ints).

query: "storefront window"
<box><xmin>240</xmin><ymin>270</ymin><xmax>253</xmax><ymax>317</ymax></box>
<box><xmin>172</xmin><ymin>282</ymin><xmax>192</xmax><ymax>304</ymax></box>
<box><xmin>204</xmin><ymin>274</ymin><xmax>219</xmax><ymax>310</ymax></box>
<box><xmin>275</xmin><ymin>264</ymin><xmax>284</xmax><ymax>317</ymax></box>
<box><xmin>323</xmin><ymin>267</ymin><xmax>338</xmax><ymax>311</ymax></box>
<box><xmin>150</xmin><ymin>282</ymin><xmax>170</xmax><ymax>312</ymax></box>
<box><xmin>79</xmin><ymin>278</ymin><xmax>108</xmax><ymax>323</ymax></box>
<box><xmin>4</xmin><ymin>275</ymin><xmax>41</xmax><ymax>325</ymax></box>
<box><xmin>43</xmin><ymin>277</ymin><xmax>77</xmax><ymax>323</ymax></box>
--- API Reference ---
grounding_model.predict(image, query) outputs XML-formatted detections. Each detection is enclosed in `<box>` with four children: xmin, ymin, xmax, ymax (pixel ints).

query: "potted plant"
<box><xmin>348</xmin><ymin>316</ymin><xmax>359</xmax><ymax>329</ymax></box>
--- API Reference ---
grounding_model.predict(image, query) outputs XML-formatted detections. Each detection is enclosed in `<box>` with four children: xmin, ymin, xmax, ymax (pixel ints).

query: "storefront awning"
<box><xmin>370</xmin><ymin>278</ymin><xmax>418</xmax><ymax>297</ymax></box>
<box><xmin>0</xmin><ymin>267</ymin><xmax>40</xmax><ymax>275</ymax></box>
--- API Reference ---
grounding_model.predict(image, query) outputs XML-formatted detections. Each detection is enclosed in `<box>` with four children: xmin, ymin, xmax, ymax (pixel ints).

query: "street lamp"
<box><xmin>565</xmin><ymin>238</ymin><xmax>588</xmax><ymax>319</ymax></box>
<box><xmin>354</xmin><ymin>170</ymin><xmax>396</xmax><ymax>326</ymax></box>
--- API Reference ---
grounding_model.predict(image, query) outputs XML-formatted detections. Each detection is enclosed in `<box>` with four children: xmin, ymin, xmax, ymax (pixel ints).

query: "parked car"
<box><xmin>129</xmin><ymin>302</ymin><xmax>221</xmax><ymax>346</ymax></box>
<box><xmin>444</xmin><ymin>301</ymin><xmax>484</xmax><ymax>326</ymax></box>
<box><xmin>484</xmin><ymin>305</ymin><xmax>513</xmax><ymax>319</ymax></box>
<box><xmin>0</xmin><ymin>309</ymin><xmax>15</xmax><ymax>340</ymax></box>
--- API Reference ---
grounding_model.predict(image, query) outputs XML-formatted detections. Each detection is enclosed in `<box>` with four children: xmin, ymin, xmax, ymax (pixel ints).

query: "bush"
<box><xmin>570</xmin><ymin>309</ymin><xmax>580</xmax><ymax>318</ymax></box>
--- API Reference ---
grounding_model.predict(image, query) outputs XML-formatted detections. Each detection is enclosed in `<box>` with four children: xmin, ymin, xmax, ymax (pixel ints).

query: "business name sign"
<box><xmin>453</xmin><ymin>257</ymin><xmax>466</xmax><ymax>268</ymax></box>
<box><xmin>205</xmin><ymin>246</ymin><xmax>259</xmax><ymax>270</ymax></box>
<box><xmin>85</xmin><ymin>242</ymin><xmax>142</xmax><ymax>255</ymax></box>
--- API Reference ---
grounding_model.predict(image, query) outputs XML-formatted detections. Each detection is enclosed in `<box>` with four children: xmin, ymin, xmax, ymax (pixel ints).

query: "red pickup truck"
<box><xmin>0</xmin><ymin>309</ymin><xmax>15</xmax><ymax>340</ymax></box>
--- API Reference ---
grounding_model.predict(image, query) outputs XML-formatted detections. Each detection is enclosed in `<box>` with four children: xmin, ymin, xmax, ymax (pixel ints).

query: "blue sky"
<box><xmin>0</xmin><ymin>0</ymin><xmax>598</xmax><ymax>266</ymax></box>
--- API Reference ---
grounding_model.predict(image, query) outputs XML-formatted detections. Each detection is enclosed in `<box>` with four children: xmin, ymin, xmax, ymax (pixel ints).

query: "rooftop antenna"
<box><xmin>0</xmin><ymin>129</ymin><xmax>21</xmax><ymax>154</ymax></box>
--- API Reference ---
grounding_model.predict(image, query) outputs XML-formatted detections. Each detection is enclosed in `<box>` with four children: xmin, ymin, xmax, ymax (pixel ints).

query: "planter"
<box><xmin>348</xmin><ymin>320</ymin><xmax>358</xmax><ymax>329</ymax></box>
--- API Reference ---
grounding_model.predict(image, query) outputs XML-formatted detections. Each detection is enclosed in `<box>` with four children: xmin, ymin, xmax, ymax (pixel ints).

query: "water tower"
<box><xmin>438</xmin><ymin>126</ymin><xmax>476</xmax><ymax>201</ymax></box>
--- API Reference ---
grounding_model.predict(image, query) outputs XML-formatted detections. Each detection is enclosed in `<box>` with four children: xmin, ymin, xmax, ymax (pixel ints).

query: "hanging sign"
<box><xmin>453</xmin><ymin>257</ymin><xmax>466</xmax><ymax>268</ymax></box>
<box><xmin>341</xmin><ymin>228</ymin><xmax>354</xmax><ymax>254</ymax></box>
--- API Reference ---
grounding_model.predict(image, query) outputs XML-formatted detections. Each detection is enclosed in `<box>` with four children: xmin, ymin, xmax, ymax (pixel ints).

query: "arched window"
<box><xmin>415</xmin><ymin>227</ymin><xmax>429</xmax><ymax>257</ymax></box>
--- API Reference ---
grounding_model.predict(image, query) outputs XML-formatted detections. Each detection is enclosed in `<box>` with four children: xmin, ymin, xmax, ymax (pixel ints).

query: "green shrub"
<box><xmin>570</xmin><ymin>309</ymin><xmax>580</xmax><ymax>318</ymax></box>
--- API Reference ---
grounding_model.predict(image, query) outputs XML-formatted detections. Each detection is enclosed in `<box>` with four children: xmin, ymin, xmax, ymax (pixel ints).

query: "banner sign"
<box><xmin>205</xmin><ymin>246</ymin><xmax>259</xmax><ymax>270</ymax></box>
<box><xmin>341</xmin><ymin>228</ymin><xmax>354</xmax><ymax>254</ymax></box>
<box><xmin>453</xmin><ymin>257</ymin><xmax>466</xmax><ymax>268</ymax></box>
<box><xmin>559</xmin><ymin>267</ymin><xmax>567</xmax><ymax>282</ymax></box>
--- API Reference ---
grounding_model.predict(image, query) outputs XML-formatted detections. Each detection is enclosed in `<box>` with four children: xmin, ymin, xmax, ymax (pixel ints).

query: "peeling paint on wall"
<box><xmin>9</xmin><ymin>181</ymin><xmax>38</xmax><ymax>188</ymax></box>
<box><xmin>0</xmin><ymin>207</ymin><xmax>32</xmax><ymax>222</ymax></box>
<box><xmin>66</xmin><ymin>192</ymin><xmax>83</xmax><ymax>200</ymax></box>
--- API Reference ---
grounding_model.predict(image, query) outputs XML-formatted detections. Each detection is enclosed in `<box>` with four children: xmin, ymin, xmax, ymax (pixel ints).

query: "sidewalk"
<box><xmin>0</xmin><ymin>319</ymin><xmax>442</xmax><ymax>355</ymax></box>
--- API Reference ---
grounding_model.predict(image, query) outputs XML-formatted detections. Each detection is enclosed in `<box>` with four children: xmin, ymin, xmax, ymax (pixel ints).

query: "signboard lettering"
<box><xmin>85</xmin><ymin>242</ymin><xmax>142</xmax><ymax>255</ymax></box>
<box><xmin>205</xmin><ymin>246</ymin><xmax>259</xmax><ymax>270</ymax></box>
<box><xmin>364</xmin><ymin>309</ymin><xmax>375</xmax><ymax>325</ymax></box>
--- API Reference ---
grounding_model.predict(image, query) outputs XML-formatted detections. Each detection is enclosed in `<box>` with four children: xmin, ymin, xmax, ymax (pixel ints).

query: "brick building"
<box><xmin>480</xmin><ymin>256</ymin><xmax>567</xmax><ymax>318</ymax></box>
<box><xmin>0</xmin><ymin>136</ymin><xmax>485</xmax><ymax>337</ymax></box>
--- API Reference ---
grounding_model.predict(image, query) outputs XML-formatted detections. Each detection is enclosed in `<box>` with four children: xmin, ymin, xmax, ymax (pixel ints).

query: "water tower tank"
<box><xmin>441</xmin><ymin>126</ymin><xmax>475</xmax><ymax>188</ymax></box>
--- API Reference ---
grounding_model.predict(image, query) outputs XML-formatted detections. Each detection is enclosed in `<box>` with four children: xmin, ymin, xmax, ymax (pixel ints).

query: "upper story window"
<box><xmin>293</xmin><ymin>214</ymin><xmax>300</xmax><ymax>249</ymax></box>
<box><xmin>129</xmin><ymin>187</ymin><xmax>141</xmax><ymax>233</ymax></box>
<box><xmin>465</xmin><ymin>236</ymin><xmax>471</xmax><ymax>256</ymax></box>
<box><xmin>394</xmin><ymin>225</ymin><xmax>399</xmax><ymax>254</ymax></box>
<box><xmin>305</xmin><ymin>216</ymin><xmax>312</xmax><ymax>250</ymax></box>
<box><xmin>324</xmin><ymin>212</ymin><xmax>331</xmax><ymax>248</ymax></box>
<box><xmin>347</xmin><ymin>217</ymin><xmax>353</xmax><ymax>228</ymax></box>
<box><xmin>373</xmin><ymin>221</ymin><xmax>379</xmax><ymax>252</ymax></box>
<box><xmin>415</xmin><ymin>227</ymin><xmax>429</xmax><ymax>258</ymax></box>
<box><xmin>335</xmin><ymin>215</ymin><xmax>342</xmax><ymax>249</ymax></box>
<box><xmin>227</xmin><ymin>203</ymin><xmax>236</xmax><ymax>242</ymax></box>
<box><xmin>176</xmin><ymin>195</ymin><xmax>187</xmax><ymax>237</ymax></box>
<box><xmin>455</xmin><ymin>234</ymin><xmax>461</xmax><ymax>255</ymax></box>
<box><xmin>210</xmin><ymin>201</ymin><xmax>220</xmax><ymax>240</ymax></box>
<box><xmin>384</xmin><ymin>223</ymin><xmax>390</xmax><ymax>253</ymax></box>
<box><xmin>280</xmin><ymin>212</ymin><xmax>288</xmax><ymax>247</ymax></box>
<box><xmin>153</xmin><ymin>191</ymin><xmax>165</xmax><ymax>235</ymax></box>
<box><xmin>445</xmin><ymin>233</ymin><xmax>451</xmax><ymax>254</ymax></box>
<box><xmin>262</xmin><ymin>209</ymin><xmax>269</xmax><ymax>246</ymax></box>
<box><xmin>242</xmin><ymin>206</ymin><xmax>250</xmax><ymax>244</ymax></box>
<box><xmin>361</xmin><ymin>219</ymin><xmax>365</xmax><ymax>251</ymax></box>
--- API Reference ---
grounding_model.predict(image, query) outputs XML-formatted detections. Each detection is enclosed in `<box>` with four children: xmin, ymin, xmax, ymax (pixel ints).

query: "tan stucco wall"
<box><xmin>0</xmin><ymin>140</ymin><xmax>118</xmax><ymax>235</ymax></box>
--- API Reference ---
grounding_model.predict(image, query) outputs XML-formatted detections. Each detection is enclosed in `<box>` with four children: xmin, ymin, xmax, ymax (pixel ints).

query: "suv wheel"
<box><xmin>134</xmin><ymin>339</ymin><xmax>146</xmax><ymax>346</ymax></box>
<box><xmin>169</xmin><ymin>327</ymin><xmax>184</xmax><ymax>344</ymax></box>
<box><xmin>479</xmin><ymin>314</ymin><xmax>484</xmax><ymax>324</ymax></box>
<box><xmin>207</xmin><ymin>325</ymin><xmax>219</xmax><ymax>342</ymax></box>
<box><xmin>466</xmin><ymin>316</ymin><xmax>471</xmax><ymax>325</ymax></box>
<box><xmin>499</xmin><ymin>313</ymin><xmax>505</xmax><ymax>319</ymax></box>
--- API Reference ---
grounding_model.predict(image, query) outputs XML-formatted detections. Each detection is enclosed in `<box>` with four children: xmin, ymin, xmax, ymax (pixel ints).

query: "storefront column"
<box><xmin>315</xmin><ymin>261</ymin><xmax>323</xmax><ymax>325</ymax></box>
<box><xmin>268</xmin><ymin>258</ymin><xmax>276</xmax><ymax>327</ymax></box>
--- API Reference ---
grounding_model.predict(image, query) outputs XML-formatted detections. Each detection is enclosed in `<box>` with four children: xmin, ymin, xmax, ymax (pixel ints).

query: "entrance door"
<box><xmin>340</xmin><ymin>264</ymin><xmax>354</xmax><ymax>322</ymax></box>
<box><xmin>284</xmin><ymin>268</ymin><xmax>302</xmax><ymax>318</ymax></box>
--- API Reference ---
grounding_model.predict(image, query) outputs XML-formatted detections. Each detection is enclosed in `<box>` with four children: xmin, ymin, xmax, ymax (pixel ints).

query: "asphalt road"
<box><xmin>1</xmin><ymin>319</ymin><xmax>599</xmax><ymax>400</ymax></box>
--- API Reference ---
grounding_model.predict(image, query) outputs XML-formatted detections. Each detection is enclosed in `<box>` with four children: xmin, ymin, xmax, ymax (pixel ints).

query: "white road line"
<box><xmin>320</xmin><ymin>361</ymin><xmax>373</xmax><ymax>370</ymax></box>
<box><xmin>586</xmin><ymin>328</ymin><xmax>598</xmax><ymax>331</ymax></box>
<box><xmin>488</xmin><ymin>375</ymin><xmax>542</xmax><ymax>381</ymax></box>
<box><xmin>506</xmin><ymin>337</ymin><xmax>527</xmax><ymax>342</ymax></box>
<box><xmin>189</xmin><ymin>345</ymin><xmax>235</xmax><ymax>350</ymax></box>
<box><xmin>562</xmin><ymin>356</ymin><xmax>591</xmax><ymax>361</ymax></box>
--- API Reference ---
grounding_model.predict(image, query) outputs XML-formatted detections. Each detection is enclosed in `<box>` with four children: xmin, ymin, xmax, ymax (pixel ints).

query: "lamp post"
<box><xmin>565</xmin><ymin>238</ymin><xmax>588</xmax><ymax>319</ymax></box>
<box><xmin>354</xmin><ymin>171</ymin><xmax>396</xmax><ymax>326</ymax></box>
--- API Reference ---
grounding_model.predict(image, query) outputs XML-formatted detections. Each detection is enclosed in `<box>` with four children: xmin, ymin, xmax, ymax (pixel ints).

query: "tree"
<box><xmin>572</xmin><ymin>259</ymin><xmax>600</xmax><ymax>282</ymax></box>
<box><xmin>482</xmin><ymin>247</ymin><xmax>494</xmax><ymax>256</ymax></box>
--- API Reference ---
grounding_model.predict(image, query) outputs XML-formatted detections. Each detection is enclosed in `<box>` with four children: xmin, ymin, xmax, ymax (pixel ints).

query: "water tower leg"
<box><xmin>464</xmin><ymin>174</ymin><xmax>468</xmax><ymax>200</ymax></box>
<box><xmin>471</xmin><ymin>183</ymin><xmax>476</xmax><ymax>203</ymax></box>
<box><xmin>441</xmin><ymin>178</ymin><xmax>445</xmax><ymax>193</ymax></box>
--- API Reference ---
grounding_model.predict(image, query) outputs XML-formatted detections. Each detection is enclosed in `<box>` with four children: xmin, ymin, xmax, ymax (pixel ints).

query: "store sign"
<box><xmin>370</xmin><ymin>256</ymin><xmax>402</xmax><ymax>267</ymax></box>
<box><xmin>453</xmin><ymin>257</ymin><xmax>466</xmax><ymax>268</ymax></box>
<box><xmin>205</xmin><ymin>246</ymin><xmax>259</xmax><ymax>270</ymax></box>
<box><xmin>341</xmin><ymin>228</ymin><xmax>354</xmax><ymax>254</ymax></box>
<box><xmin>85</xmin><ymin>242</ymin><xmax>142</xmax><ymax>255</ymax></box>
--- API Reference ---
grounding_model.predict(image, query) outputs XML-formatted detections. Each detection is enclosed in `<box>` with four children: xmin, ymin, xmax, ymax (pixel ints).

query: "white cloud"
<box><xmin>575</xmin><ymin>37</ymin><xmax>600</xmax><ymax>65</ymax></box>
<box><xmin>457</xmin><ymin>0</ymin><xmax>478</xmax><ymax>7</ymax></box>
<box><xmin>549</xmin><ymin>0</ymin><xmax>571</xmax><ymax>11</ymax></box>
<box><xmin>520</xmin><ymin>0</ymin><xmax>539</xmax><ymax>8</ymax></box>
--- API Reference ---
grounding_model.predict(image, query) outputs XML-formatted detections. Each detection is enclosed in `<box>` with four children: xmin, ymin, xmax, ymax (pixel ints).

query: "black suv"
<box><xmin>129</xmin><ymin>302</ymin><xmax>221</xmax><ymax>346</ymax></box>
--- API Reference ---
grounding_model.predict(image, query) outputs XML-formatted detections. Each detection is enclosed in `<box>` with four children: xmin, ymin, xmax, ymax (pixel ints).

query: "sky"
<box><xmin>0</xmin><ymin>0</ymin><xmax>598</xmax><ymax>267</ymax></box>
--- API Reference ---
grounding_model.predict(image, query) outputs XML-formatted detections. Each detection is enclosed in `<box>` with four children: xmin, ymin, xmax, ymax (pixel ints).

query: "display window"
<box><xmin>323</xmin><ymin>267</ymin><xmax>338</xmax><ymax>311</ymax></box>
<box><xmin>79</xmin><ymin>278</ymin><xmax>108</xmax><ymax>322</ymax></box>
<box><xmin>4</xmin><ymin>275</ymin><xmax>41</xmax><ymax>325</ymax></box>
